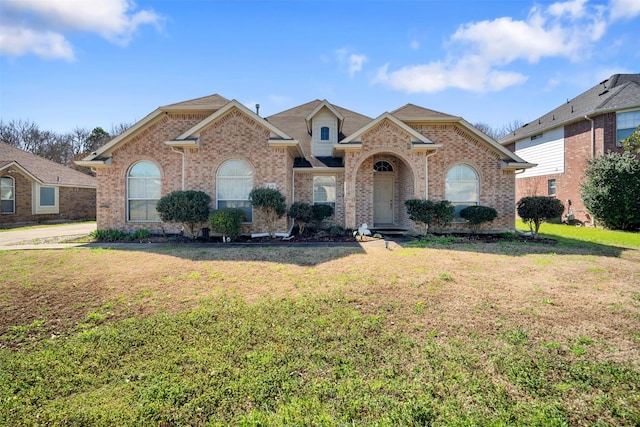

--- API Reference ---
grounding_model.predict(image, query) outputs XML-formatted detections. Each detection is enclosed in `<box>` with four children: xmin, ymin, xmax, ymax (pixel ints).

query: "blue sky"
<box><xmin>1</xmin><ymin>0</ymin><xmax>639</xmax><ymax>135</ymax></box>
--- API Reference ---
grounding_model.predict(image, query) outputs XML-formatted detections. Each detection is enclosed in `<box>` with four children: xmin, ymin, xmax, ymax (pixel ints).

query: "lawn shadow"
<box><xmin>78</xmin><ymin>241</ymin><xmax>368</xmax><ymax>266</ymax></box>
<box><xmin>398</xmin><ymin>233</ymin><xmax>632</xmax><ymax>258</ymax></box>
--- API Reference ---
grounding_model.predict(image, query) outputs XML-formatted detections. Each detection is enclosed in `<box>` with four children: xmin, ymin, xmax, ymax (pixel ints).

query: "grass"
<box><xmin>1</xmin><ymin>227</ymin><xmax>639</xmax><ymax>425</ymax></box>
<box><xmin>3</xmin><ymin>294</ymin><xmax>638</xmax><ymax>426</ymax></box>
<box><xmin>516</xmin><ymin>219</ymin><xmax>640</xmax><ymax>249</ymax></box>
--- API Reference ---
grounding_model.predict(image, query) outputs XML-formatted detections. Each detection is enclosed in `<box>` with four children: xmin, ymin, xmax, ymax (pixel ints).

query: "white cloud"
<box><xmin>0</xmin><ymin>0</ymin><xmax>162</xmax><ymax>60</ymax></box>
<box><xmin>334</xmin><ymin>48</ymin><xmax>368</xmax><ymax>77</ymax></box>
<box><xmin>374</xmin><ymin>0</ymin><xmax>610</xmax><ymax>93</ymax></box>
<box><xmin>609</xmin><ymin>0</ymin><xmax>640</xmax><ymax>20</ymax></box>
<box><xmin>410</xmin><ymin>40</ymin><xmax>420</xmax><ymax>50</ymax></box>
<box><xmin>348</xmin><ymin>54</ymin><xmax>368</xmax><ymax>77</ymax></box>
<box><xmin>0</xmin><ymin>26</ymin><xmax>75</xmax><ymax>61</ymax></box>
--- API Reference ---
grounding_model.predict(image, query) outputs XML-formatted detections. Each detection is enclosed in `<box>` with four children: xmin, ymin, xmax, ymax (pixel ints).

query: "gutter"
<box><xmin>169</xmin><ymin>146</ymin><xmax>185</xmax><ymax>190</ymax></box>
<box><xmin>584</xmin><ymin>115</ymin><xmax>595</xmax><ymax>158</ymax></box>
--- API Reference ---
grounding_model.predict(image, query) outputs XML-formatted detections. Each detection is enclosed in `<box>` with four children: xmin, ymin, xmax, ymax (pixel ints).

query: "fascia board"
<box><xmin>293</xmin><ymin>167</ymin><xmax>345</xmax><ymax>173</ymax></box>
<box><xmin>0</xmin><ymin>161</ymin><xmax>42</xmax><ymax>183</ymax></box>
<box><xmin>176</xmin><ymin>100</ymin><xmax>293</xmax><ymax>140</ymax></box>
<box><xmin>458</xmin><ymin>118</ymin><xmax>532</xmax><ymax>163</ymax></box>
<box><xmin>84</xmin><ymin>109</ymin><xmax>164</xmax><ymax>160</ymax></box>
<box><xmin>341</xmin><ymin>113</ymin><xmax>433</xmax><ymax>144</ymax></box>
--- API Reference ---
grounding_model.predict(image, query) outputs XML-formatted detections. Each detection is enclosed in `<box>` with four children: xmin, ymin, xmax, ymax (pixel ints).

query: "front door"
<box><xmin>374</xmin><ymin>174</ymin><xmax>394</xmax><ymax>224</ymax></box>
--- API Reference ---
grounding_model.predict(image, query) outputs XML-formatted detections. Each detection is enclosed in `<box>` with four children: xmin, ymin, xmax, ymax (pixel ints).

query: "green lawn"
<box><xmin>516</xmin><ymin>219</ymin><xmax>640</xmax><ymax>249</ymax></box>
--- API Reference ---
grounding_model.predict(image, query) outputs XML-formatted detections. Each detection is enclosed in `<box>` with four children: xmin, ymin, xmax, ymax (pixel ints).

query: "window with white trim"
<box><xmin>548</xmin><ymin>179</ymin><xmax>557</xmax><ymax>196</ymax></box>
<box><xmin>127</xmin><ymin>161</ymin><xmax>161</xmax><ymax>221</ymax></box>
<box><xmin>445</xmin><ymin>165</ymin><xmax>479</xmax><ymax>219</ymax></box>
<box><xmin>617</xmin><ymin>110</ymin><xmax>640</xmax><ymax>145</ymax></box>
<box><xmin>1</xmin><ymin>176</ymin><xmax>15</xmax><ymax>214</ymax></box>
<box><xmin>217</xmin><ymin>159</ymin><xmax>253</xmax><ymax>222</ymax></box>
<box><xmin>320</xmin><ymin>126</ymin><xmax>330</xmax><ymax>141</ymax></box>
<box><xmin>313</xmin><ymin>175</ymin><xmax>336</xmax><ymax>213</ymax></box>
<box><xmin>32</xmin><ymin>184</ymin><xmax>59</xmax><ymax>214</ymax></box>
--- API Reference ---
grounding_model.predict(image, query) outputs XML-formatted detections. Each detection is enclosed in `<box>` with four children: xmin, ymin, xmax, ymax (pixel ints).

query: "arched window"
<box><xmin>445</xmin><ymin>165</ymin><xmax>479</xmax><ymax>218</ymax></box>
<box><xmin>374</xmin><ymin>160</ymin><xmax>394</xmax><ymax>172</ymax></box>
<box><xmin>217</xmin><ymin>159</ymin><xmax>253</xmax><ymax>222</ymax></box>
<box><xmin>127</xmin><ymin>161</ymin><xmax>161</xmax><ymax>221</ymax></box>
<box><xmin>320</xmin><ymin>126</ymin><xmax>330</xmax><ymax>141</ymax></box>
<box><xmin>1</xmin><ymin>176</ymin><xmax>15</xmax><ymax>214</ymax></box>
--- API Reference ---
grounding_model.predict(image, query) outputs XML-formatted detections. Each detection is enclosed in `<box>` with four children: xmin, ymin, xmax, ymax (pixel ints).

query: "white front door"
<box><xmin>374</xmin><ymin>174</ymin><xmax>394</xmax><ymax>224</ymax></box>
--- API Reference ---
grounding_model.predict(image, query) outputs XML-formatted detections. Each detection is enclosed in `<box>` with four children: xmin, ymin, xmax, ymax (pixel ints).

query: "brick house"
<box><xmin>1</xmin><ymin>142</ymin><xmax>96</xmax><ymax>224</ymax></box>
<box><xmin>77</xmin><ymin>94</ymin><xmax>533</xmax><ymax>236</ymax></box>
<box><xmin>500</xmin><ymin>73</ymin><xmax>640</xmax><ymax>224</ymax></box>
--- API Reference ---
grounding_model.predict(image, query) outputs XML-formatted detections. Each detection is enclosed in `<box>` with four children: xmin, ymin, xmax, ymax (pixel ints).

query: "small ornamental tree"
<box><xmin>516</xmin><ymin>196</ymin><xmax>564</xmax><ymax>238</ymax></box>
<box><xmin>209</xmin><ymin>208</ymin><xmax>245</xmax><ymax>241</ymax></box>
<box><xmin>249</xmin><ymin>187</ymin><xmax>287</xmax><ymax>237</ymax></box>
<box><xmin>312</xmin><ymin>204</ymin><xmax>334</xmax><ymax>227</ymax></box>
<box><xmin>405</xmin><ymin>199</ymin><xmax>455</xmax><ymax>234</ymax></box>
<box><xmin>288</xmin><ymin>202</ymin><xmax>313</xmax><ymax>235</ymax></box>
<box><xmin>405</xmin><ymin>199</ymin><xmax>435</xmax><ymax>234</ymax></box>
<box><xmin>621</xmin><ymin>125</ymin><xmax>640</xmax><ymax>153</ymax></box>
<box><xmin>580</xmin><ymin>151</ymin><xmax>640</xmax><ymax>231</ymax></box>
<box><xmin>432</xmin><ymin>200</ymin><xmax>455</xmax><ymax>232</ymax></box>
<box><xmin>156</xmin><ymin>190</ymin><xmax>211</xmax><ymax>238</ymax></box>
<box><xmin>460</xmin><ymin>205</ymin><xmax>498</xmax><ymax>234</ymax></box>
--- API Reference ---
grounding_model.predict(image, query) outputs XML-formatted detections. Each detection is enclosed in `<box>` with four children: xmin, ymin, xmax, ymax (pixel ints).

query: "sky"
<box><xmin>1</xmin><ymin>0</ymin><xmax>639</xmax><ymax>136</ymax></box>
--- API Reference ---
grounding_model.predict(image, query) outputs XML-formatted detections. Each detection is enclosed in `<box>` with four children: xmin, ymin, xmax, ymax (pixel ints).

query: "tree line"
<box><xmin>0</xmin><ymin>119</ymin><xmax>131</xmax><ymax>175</ymax></box>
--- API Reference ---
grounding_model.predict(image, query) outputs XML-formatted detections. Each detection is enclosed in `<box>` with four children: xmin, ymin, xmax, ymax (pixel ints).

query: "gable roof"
<box><xmin>500</xmin><ymin>73</ymin><xmax>640</xmax><ymax>144</ymax></box>
<box><xmin>0</xmin><ymin>141</ymin><xmax>96</xmax><ymax>188</ymax></box>
<box><xmin>305</xmin><ymin>100</ymin><xmax>345</xmax><ymax>133</ymax></box>
<box><xmin>388</xmin><ymin>104</ymin><xmax>532</xmax><ymax>167</ymax></box>
<box><xmin>340</xmin><ymin>112</ymin><xmax>437</xmax><ymax>145</ymax></box>
<box><xmin>77</xmin><ymin>94</ymin><xmax>232</xmax><ymax>167</ymax></box>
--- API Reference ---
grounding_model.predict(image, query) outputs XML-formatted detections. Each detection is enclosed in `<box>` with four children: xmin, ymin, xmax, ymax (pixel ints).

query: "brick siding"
<box><xmin>0</xmin><ymin>171</ymin><xmax>95</xmax><ymax>224</ymax></box>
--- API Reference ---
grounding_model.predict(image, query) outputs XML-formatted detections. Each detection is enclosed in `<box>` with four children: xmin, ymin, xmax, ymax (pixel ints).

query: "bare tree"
<box><xmin>473</xmin><ymin>119</ymin><xmax>526</xmax><ymax>140</ymax></box>
<box><xmin>110</xmin><ymin>122</ymin><xmax>132</xmax><ymax>138</ymax></box>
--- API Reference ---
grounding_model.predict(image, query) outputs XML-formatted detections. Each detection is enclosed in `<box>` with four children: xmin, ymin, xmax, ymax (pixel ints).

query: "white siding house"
<box><xmin>514</xmin><ymin>127</ymin><xmax>564</xmax><ymax>178</ymax></box>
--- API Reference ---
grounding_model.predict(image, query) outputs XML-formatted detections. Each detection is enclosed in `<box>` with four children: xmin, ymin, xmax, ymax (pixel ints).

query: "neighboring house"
<box><xmin>0</xmin><ymin>142</ymin><xmax>96</xmax><ymax>224</ymax></box>
<box><xmin>500</xmin><ymin>73</ymin><xmax>640</xmax><ymax>224</ymax></box>
<box><xmin>77</xmin><ymin>94</ymin><xmax>533</xmax><ymax>235</ymax></box>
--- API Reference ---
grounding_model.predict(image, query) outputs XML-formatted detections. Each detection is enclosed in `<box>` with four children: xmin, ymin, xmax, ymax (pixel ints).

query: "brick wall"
<box><xmin>96</xmin><ymin>110</ymin><xmax>294</xmax><ymax>235</ymax></box>
<box><xmin>0</xmin><ymin>171</ymin><xmax>95</xmax><ymax>224</ymax></box>
<box><xmin>512</xmin><ymin>113</ymin><xmax>627</xmax><ymax>225</ymax></box>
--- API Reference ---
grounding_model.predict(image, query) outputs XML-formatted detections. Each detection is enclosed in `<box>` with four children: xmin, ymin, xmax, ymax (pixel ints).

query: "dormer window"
<box><xmin>320</xmin><ymin>126</ymin><xmax>330</xmax><ymax>141</ymax></box>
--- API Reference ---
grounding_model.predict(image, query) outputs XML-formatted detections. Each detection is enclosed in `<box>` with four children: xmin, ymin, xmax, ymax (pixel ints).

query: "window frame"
<box><xmin>616</xmin><ymin>109</ymin><xmax>640</xmax><ymax>146</ymax></box>
<box><xmin>216</xmin><ymin>159</ymin><xmax>253</xmax><ymax>223</ymax></box>
<box><xmin>320</xmin><ymin>126</ymin><xmax>330</xmax><ymax>141</ymax></box>
<box><xmin>548</xmin><ymin>179</ymin><xmax>557</xmax><ymax>196</ymax></box>
<box><xmin>32</xmin><ymin>183</ymin><xmax>59</xmax><ymax>214</ymax></box>
<box><xmin>127</xmin><ymin>160</ymin><xmax>161</xmax><ymax>222</ymax></box>
<box><xmin>313</xmin><ymin>175</ymin><xmax>336</xmax><ymax>213</ymax></box>
<box><xmin>445</xmin><ymin>164</ymin><xmax>480</xmax><ymax>220</ymax></box>
<box><xmin>1</xmin><ymin>176</ymin><xmax>15</xmax><ymax>214</ymax></box>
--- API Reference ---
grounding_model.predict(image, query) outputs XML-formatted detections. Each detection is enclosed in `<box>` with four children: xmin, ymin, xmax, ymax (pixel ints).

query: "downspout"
<box><xmin>170</xmin><ymin>146</ymin><xmax>185</xmax><ymax>190</ymax></box>
<box><xmin>424</xmin><ymin>151</ymin><xmax>438</xmax><ymax>199</ymax></box>
<box><xmin>584</xmin><ymin>115</ymin><xmax>595</xmax><ymax>158</ymax></box>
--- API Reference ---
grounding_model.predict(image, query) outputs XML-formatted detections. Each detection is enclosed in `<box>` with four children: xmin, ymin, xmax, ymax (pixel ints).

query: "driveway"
<box><xmin>0</xmin><ymin>222</ymin><xmax>96</xmax><ymax>247</ymax></box>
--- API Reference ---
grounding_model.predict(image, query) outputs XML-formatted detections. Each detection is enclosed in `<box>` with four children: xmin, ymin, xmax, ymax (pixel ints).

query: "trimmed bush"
<box><xmin>405</xmin><ymin>199</ymin><xmax>454</xmax><ymax>234</ymax></box>
<box><xmin>156</xmin><ymin>190</ymin><xmax>211</xmax><ymax>238</ymax></box>
<box><xmin>517</xmin><ymin>196</ymin><xmax>565</xmax><ymax>238</ymax></box>
<box><xmin>209</xmin><ymin>208</ymin><xmax>245</xmax><ymax>241</ymax></box>
<box><xmin>460</xmin><ymin>205</ymin><xmax>498</xmax><ymax>233</ymax></box>
<box><xmin>249</xmin><ymin>188</ymin><xmax>287</xmax><ymax>237</ymax></box>
<box><xmin>580</xmin><ymin>151</ymin><xmax>640</xmax><ymax>231</ymax></box>
<box><xmin>288</xmin><ymin>202</ymin><xmax>314</xmax><ymax>235</ymax></box>
<box><xmin>312</xmin><ymin>204</ymin><xmax>334</xmax><ymax>227</ymax></box>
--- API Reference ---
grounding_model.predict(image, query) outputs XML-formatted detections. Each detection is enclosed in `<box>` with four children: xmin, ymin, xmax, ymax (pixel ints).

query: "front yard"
<box><xmin>1</xmin><ymin>227</ymin><xmax>639</xmax><ymax>425</ymax></box>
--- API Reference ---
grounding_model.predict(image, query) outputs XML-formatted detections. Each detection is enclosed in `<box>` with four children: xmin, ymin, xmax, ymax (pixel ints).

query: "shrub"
<box><xmin>288</xmin><ymin>202</ymin><xmax>314</xmax><ymax>235</ymax></box>
<box><xmin>156</xmin><ymin>190</ymin><xmax>211</xmax><ymax>238</ymax></box>
<box><xmin>249</xmin><ymin>188</ymin><xmax>287</xmax><ymax>237</ymax></box>
<box><xmin>580</xmin><ymin>151</ymin><xmax>640</xmax><ymax>231</ymax></box>
<box><xmin>432</xmin><ymin>200</ymin><xmax>455</xmax><ymax>232</ymax></box>
<box><xmin>517</xmin><ymin>196</ymin><xmax>565</xmax><ymax>238</ymax></box>
<box><xmin>312</xmin><ymin>204</ymin><xmax>334</xmax><ymax>227</ymax></box>
<box><xmin>90</xmin><ymin>229</ymin><xmax>125</xmax><ymax>242</ymax></box>
<box><xmin>126</xmin><ymin>228</ymin><xmax>151</xmax><ymax>241</ymax></box>
<box><xmin>405</xmin><ymin>199</ymin><xmax>454</xmax><ymax>233</ymax></box>
<box><xmin>209</xmin><ymin>208</ymin><xmax>245</xmax><ymax>240</ymax></box>
<box><xmin>460</xmin><ymin>205</ymin><xmax>498</xmax><ymax>233</ymax></box>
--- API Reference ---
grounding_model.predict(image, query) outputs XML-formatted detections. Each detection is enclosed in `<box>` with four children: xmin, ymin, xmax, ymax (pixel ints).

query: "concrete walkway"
<box><xmin>0</xmin><ymin>222</ymin><xmax>96</xmax><ymax>248</ymax></box>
